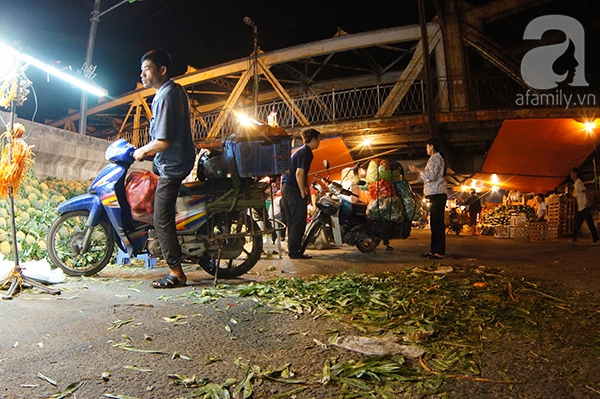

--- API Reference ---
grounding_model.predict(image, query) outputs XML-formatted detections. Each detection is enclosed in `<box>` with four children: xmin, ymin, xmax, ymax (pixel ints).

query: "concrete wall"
<box><xmin>1</xmin><ymin>110</ymin><xmax>152</xmax><ymax>181</ymax></box>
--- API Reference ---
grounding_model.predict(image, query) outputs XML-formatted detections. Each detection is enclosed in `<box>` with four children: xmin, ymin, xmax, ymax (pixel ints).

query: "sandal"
<box><xmin>428</xmin><ymin>254</ymin><xmax>444</xmax><ymax>260</ymax></box>
<box><xmin>151</xmin><ymin>274</ymin><xmax>187</xmax><ymax>289</ymax></box>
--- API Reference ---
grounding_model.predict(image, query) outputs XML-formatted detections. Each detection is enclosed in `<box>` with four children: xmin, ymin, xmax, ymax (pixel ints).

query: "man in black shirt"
<box><xmin>281</xmin><ymin>129</ymin><xmax>321</xmax><ymax>259</ymax></box>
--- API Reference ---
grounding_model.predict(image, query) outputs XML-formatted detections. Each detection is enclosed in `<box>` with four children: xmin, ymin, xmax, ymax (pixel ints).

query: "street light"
<box><xmin>79</xmin><ymin>0</ymin><xmax>139</xmax><ymax>135</ymax></box>
<box><xmin>0</xmin><ymin>42</ymin><xmax>108</xmax><ymax>298</ymax></box>
<box><xmin>244</xmin><ymin>16</ymin><xmax>259</xmax><ymax>117</ymax></box>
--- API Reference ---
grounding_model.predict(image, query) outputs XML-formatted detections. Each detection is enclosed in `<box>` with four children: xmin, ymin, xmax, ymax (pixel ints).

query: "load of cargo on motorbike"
<box><xmin>223</xmin><ymin>133</ymin><xmax>292</xmax><ymax>178</ymax></box>
<box><xmin>360</xmin><ymin>158</ymin><xmax>422</xmax><ymax>239</ymax></box>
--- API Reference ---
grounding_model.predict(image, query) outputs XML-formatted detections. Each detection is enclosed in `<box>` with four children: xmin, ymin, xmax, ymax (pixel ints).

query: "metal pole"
<box><xmin>7</xmin><ymin>102</ymin><xmax>19</xmax><ymax>268</ymax></box>
<box><xmin>100</xmin><ymin>0</ymin><xmax>130</xmax><ymax>17</ymax></box>
<box><xmin>253</xmin><ymin>24</ymin><xmax>258</xmax><ymax>117</ymax></box>
<box><xmin>78</xmin><ymin>0</ymin><xmax>102</xmax><ymax>135</ymax></box>
<box><xmin>244</xmin><ymin>17</ymin><xmax>258</xmax><ymax>117</ymax></box>
<box><xmin>418</xmin><ymin>0</ymin><xmax>438</xmax><ymax>138</ymax></box>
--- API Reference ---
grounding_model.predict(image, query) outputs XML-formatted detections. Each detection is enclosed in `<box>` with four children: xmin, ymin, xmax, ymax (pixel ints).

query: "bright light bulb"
<box><xmin>491</xmin><ymin>174</ymin><xmax>499</xmax><ymax>184</ymax></box>
<box><xmin>361</xmin><ymin>138</ymin><xmax>372</xmax><ymax>147</ymax></box>
<box><xmin>236</xmin><ymin>112</ymin><xmax>263</xmax><ymax>127</ymax></box>
<box><xmin>584</xmin><ymin>121</ymin><xmax>596</xmax><ymax>134</ymax></box>
<box><xmin>0</xmin><ymin>42</ymin><xmax>108</xmax><ymax>97</ymax></box>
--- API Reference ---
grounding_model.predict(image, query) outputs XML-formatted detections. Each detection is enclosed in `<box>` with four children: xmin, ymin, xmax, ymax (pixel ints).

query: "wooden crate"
<box><xmin>493</xmin><ymin>225</ymin><xmax>510</xmax><ymax>238</ymax></box>
<box><xmin>529</xmin><ymin>222</ymin><xmax>558</xmax><ymax>242</ymax></box>
<box><xmin>514</xmin><ymin>222</ymin><xmax>529</xmax><ymax>241</ymax></box>
<box><xmin>547</xmin><ymin>196</ymin><xmax>576</xmax><ymax>237</ymax></box>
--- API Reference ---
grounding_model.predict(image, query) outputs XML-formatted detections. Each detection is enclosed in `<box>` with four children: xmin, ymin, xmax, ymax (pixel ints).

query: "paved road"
<box><xmin>95</xmin><ymin>227</ymin><xmax>600</xmax><ymax>294</ymax></box>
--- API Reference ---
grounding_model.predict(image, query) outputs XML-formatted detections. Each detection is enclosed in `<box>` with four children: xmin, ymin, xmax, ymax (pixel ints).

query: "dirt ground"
<box><xmin>1</xmin><ymin>228</ymin><xmax>599</xmax><ymax>399</ymax></box>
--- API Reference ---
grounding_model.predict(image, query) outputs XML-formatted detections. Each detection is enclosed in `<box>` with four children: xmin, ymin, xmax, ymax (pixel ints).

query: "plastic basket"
<box><xmin>224</xmin><ymin>138</ymin><xmax>291</xmax><ymax>177</ymax></box>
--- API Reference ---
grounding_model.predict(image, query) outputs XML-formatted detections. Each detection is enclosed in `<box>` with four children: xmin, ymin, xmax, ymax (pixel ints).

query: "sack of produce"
<box><xmin>365</xmin><ymin>159</ymin><xmax>403</xmax><ymax>183</ymax></box>
<box><xmin>368</xmin><ymin>179</ymin><xmax>397</xmax><ymax>199</ymax></box>
<box><xmin>126</xmin><ymin>170</ymin><xmax>159</xmax><ymax>224</ymax></box>
<box><xmin>366</xmin><ymin>197</ymin><xmax>405</xmax><ymax>222</ymax></box>
<box><xmin>365</xmin><ymin>159</ymin><xmax>381</xmax><ymax>183</ymax></box>
<box><xmin>395</xmin><ymin>180</ymin><xmax>422</xmax><ymax>221</ymax></box>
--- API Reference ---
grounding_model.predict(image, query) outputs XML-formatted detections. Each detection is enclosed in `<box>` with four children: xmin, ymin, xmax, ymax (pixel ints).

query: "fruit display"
<box><xmin>483</xmin><ymin>204</ymin><xmax>535</xmax><ymax>225</ymax></box>
<box><xmin>0</xmin><ymin>171</ymin><xmax>88</xmax><ymax>261</ymax></box>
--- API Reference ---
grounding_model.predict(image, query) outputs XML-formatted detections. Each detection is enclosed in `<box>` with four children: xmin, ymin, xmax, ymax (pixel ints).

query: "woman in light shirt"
<box><xmin>410</xmin><ymin>138</ymin><xmax>447</xmax><ymax>259</ymax></box>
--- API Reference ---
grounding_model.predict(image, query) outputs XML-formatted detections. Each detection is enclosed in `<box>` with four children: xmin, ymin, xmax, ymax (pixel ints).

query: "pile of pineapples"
<box><xmin>0</xmin><ymin>171</ymin><xmax>88</xmax><ymax>261</ymax></box>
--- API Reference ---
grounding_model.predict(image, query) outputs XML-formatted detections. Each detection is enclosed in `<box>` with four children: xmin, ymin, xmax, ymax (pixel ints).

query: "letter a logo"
<box><xmin>521</xmin><ymin>15</ymin><xmax>588</xmax><ymax>90</ymax></box>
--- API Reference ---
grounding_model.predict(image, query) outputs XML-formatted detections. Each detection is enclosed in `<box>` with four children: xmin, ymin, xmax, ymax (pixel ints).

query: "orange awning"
<box><xmin>472</xmin><ymin>118</ymin><xmax>598</xmax><ymax>193</ymax></box>
<box><xmin>292</xmin><ymin>136</ymin><xmax>354</xmax><ymax>181</ymax></box>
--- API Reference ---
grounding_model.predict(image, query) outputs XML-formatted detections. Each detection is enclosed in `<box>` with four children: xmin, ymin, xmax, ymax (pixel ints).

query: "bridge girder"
<box><xmin>46</xmin><ymin>0</ymin><xmax>599</xmax><ymax>179</ymax></box>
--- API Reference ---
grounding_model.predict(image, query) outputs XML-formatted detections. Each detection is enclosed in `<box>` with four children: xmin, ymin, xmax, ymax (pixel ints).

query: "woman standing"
<box><xmin>409</xmin><ymin>138</ymin><xmax>447</xmax><ymax>259</ymax></box>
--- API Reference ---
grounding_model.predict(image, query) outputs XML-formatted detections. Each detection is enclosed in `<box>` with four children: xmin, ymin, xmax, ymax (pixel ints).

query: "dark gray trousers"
<box><xmin>154</xmin><ymin>176</ymin><xmax>184</xmax><ymax>268</ymax></box>
<box><xmin>281</xmin><ymin>184</ymin><xmax>307</xmax><ymax>256</ymax></box>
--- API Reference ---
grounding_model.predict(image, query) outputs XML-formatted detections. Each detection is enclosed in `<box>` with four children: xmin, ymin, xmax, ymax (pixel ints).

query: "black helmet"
<box><xmin>196</xmin><ymin>149</ymin><xmax>232</xmax><ymax>180</ymax></box>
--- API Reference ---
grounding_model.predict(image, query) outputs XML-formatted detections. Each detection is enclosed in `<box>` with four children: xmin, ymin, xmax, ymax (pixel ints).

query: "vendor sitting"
<box><xmin>532</xmin><ymin>193</ymin><xmax>547</xmax><ymax>222</ymax></box>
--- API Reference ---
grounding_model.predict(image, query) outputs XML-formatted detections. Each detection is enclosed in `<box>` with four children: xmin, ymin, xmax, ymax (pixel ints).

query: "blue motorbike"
<box><xmin>47</xmin><ymin>139</ymin><xmax>270</xmax><ymax>278</ymax></box>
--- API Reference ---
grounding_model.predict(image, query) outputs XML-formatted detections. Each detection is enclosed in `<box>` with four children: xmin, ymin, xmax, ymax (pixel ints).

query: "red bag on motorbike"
<box><xmin>125</xmin><ymin>170</ymin><xmax>159</xmax><ymax>223</ymax></box>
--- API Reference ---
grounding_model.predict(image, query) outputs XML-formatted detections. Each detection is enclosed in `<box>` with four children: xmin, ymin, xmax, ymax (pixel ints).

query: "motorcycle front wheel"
<box><xmin>198</xmin><ymin>210</ymin><xmax>263</xmax><ymax>279</ymax></box>
<box><xmin>47</xmin><ymin>210</ymin><xmax>115</xmax><ymax>276</ymax></box>
<box><xmin>300</xmin><ymin>218</ymin><xmax>323</xmax><ymax>254</ymax></box>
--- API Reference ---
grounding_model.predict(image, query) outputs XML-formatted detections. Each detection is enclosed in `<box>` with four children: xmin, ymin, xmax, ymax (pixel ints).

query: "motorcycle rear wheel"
<box><xmin>47</xmin><ymin>210</ymin><xmax>115</xmax><ymax>276</ymax></box>
<box><xmin>198</xmin><ymin>211</ymin><xmax>263</xmax><ymax>279</ymax></box>
<box><xmin>356</xmin><ymin>237</ymin><xmax>381</xmax><ymax>253</ymax></box>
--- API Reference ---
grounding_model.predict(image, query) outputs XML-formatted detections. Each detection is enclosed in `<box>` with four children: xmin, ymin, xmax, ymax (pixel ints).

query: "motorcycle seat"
<box><xmin>352</xmin><ymin>201</ymin><xmax>368</xmax><ymax>215</ymax></box>
<box><xmin>180</xmin><ymin>181</ymin><xmax>210</xmax><ymax>196</ymax></box>
<box><xmin>179</xmin><ymin>179</ymin><xmax>236</xmax><ymax>196</ymax></box>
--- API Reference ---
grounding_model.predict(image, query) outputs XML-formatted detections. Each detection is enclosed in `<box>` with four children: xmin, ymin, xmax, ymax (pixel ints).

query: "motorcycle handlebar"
<box><xmin>314</xmin><ymin>175</ymin><xmax>359</xmax><ymax>197</ymax></box>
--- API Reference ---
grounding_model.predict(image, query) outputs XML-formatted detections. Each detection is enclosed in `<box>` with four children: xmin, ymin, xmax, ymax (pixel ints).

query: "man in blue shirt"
<box><xmin>281</xmin><ymin>129</ymin><xmax>321</xmax><ymax>259</ymax></box>
<box><xmin>133</xmin><ymin>49</ymin><xmax>195</xmax><ymax>288</ymax></box>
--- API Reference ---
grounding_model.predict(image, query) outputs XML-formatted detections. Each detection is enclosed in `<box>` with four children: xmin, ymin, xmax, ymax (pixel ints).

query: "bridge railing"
<box><xmin>116</xmin><ymin>74</ymin><xmax>598</xmax><ymax>145</ymax></box>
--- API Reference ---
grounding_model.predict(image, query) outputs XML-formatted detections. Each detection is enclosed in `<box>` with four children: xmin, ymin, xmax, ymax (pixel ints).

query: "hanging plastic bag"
<box><xmin>126</xmin><ymin>170</ymin><xmax>159</xmax><ymax>223</ymax></box>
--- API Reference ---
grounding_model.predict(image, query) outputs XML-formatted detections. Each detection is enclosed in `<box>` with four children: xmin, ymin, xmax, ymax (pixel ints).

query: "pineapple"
<box><xmin>0</xmin><ymin>241</ymin><xmax>12</xmax><ymax>255</ymax></box>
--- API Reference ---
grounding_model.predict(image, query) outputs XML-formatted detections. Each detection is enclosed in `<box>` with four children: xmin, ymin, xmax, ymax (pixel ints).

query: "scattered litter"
<box><xmin>414</xmin><ymin>266</ymin><xmax>453</xmax><ymax>275</ymax></box>
<box><xmin>434</xmin><ymin>266</ymin><xmax>454</xmax><ymax>274</ymax></box>
<box><xmin>334</xmin><ymin>335</ymin><xmax>426</xmax><ymax>358</ymax></box>
<box><xmin>37</xmin><ymin>372</ymin><xmax>57</xmax><ymax>386</ymax></box>
<box><xmin>0</xmin><ymin>258</ymin><xmax>66</xmax><ymax>285</ymax></box>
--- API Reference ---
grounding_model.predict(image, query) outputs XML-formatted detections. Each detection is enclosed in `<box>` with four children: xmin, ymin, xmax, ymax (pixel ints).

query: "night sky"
<box><xmin>0</xmin><ymin>0</ymin><xmax>414</xmax><ymax>123</ymax></box>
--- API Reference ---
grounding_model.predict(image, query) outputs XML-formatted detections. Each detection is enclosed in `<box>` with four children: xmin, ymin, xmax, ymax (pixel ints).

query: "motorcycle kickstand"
<box><xmin>383</xmin><ymin>239</ymin><xmax>394</xmax><ymax>251</ymax></box>
<box><xmin>213</xmin><ymin>240</ymin><xmax>224</xmax><ymax>286</ymax></box>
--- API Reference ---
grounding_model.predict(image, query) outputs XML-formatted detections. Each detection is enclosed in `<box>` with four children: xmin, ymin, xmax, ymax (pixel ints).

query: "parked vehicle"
<box><xmin>448</xmin><ymin>207</ymin><xmax>462</xmax><ymax>235</ymax></box>
<box><xmin>301</xmin><ymin>161</ymin><xmax>388</xmax><ymax>253</ymax></box>
<box><xmin>47</xmin><ymin>139</ymin><xmax>273</xmax><ymax>279</ymax></box>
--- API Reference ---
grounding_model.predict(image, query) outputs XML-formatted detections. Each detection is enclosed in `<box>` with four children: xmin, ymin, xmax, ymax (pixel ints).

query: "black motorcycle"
<box><xmin>300</xmin><ymin>161</ymin><xmax>383</xmax><ymax>253</ymax></box>
<box><xmin>448</xmin><ymin>207</ymin><xmax>462</xmax><ymax>235</ymax></box>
